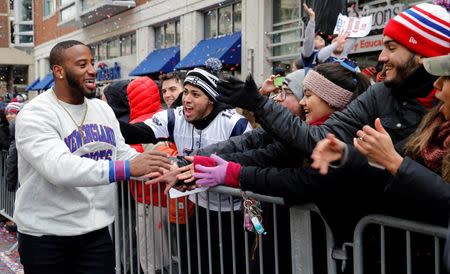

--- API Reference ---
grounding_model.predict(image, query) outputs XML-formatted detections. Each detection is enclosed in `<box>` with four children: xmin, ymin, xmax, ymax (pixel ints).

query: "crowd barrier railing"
<box><xmin>113</xmin><ymin>178</ymin><xmax>340</xmax><ymax>274</ymax></box>
<box><xmin>0</xmin><ymin>154</ymin><xmax>447</xmax><ymax>274</ymax></box>
<box><xmin>353</xmin><ymin>214</ymin><xmax>448</xmax><ymax>274</ymax></box>
<box><xmin>0</xmin><ymin>150</ymin><xmax>15</xmax><ymax>221</ymax></box>
<box><xmin>113</xmin><ymin>178</ymin><xmax>448</xmax><ymax>274</ymax></box>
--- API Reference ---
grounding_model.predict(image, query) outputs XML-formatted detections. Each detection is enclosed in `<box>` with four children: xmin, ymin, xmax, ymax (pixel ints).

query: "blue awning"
<box><xmin>175</xmin><ymin>32</ymin><xmax>241</xmax><ymax>70</ymax></box>
<box><xmin>25</xmin><ymin>78</ymin><xmax>40</xmax><ymax>91</ymax></box>
<box><xmin>32</xmin><ymin>73</ymin><xmax>54</xmax><ymax>90</ymax></box>
<box><xmin>129</xmin><ymin>46</ymin><xmax>180</xmax><ymax>76</ymax></box>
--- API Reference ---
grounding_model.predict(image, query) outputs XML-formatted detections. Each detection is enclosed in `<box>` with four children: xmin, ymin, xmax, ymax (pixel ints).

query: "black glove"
<box><xmin>217</xmin><ymin>74</ymin><xmax>268</xmax><ymax>111</ymax></box>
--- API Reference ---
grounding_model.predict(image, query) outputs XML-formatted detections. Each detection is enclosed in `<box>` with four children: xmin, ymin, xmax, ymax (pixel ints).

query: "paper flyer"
<box><xmin>169</xmin><ymin>186</ymin><xmax>209</xmax><ymax>199</ymax></box>
<box><xmin>333</xmin><ymin>14</ymin><xmax>372</xmax><ymax>38</ymax></box>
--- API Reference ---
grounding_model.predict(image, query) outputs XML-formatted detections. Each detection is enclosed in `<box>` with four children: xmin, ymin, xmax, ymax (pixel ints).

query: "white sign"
<box><xmin>333</xmin><ymin>14</ymin><xmax>372</xmax><ymax>38</ymax></box>
<box><xmin>350</xmin><ymin>34</ymin><xmax>384</xmax><ymax>54</ymax></box>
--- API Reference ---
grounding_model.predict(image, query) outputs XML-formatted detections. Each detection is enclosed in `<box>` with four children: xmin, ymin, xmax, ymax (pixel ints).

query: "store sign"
<box><xmin>359</xmin><ymin>3</ymin><xmax>405</xmax><ymax>30</ymax></box>
<box><xmin>350</xmin><ymin>34</ymin><xmax>384</xmax><ymax>54</ymax></box>
<box><xmin>96</xmin><ymin>62</ymin><xmax>121</xmax><ymax>82</ymax></box>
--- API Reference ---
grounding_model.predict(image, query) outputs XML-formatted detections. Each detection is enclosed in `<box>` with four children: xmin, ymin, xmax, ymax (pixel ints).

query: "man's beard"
<box><xmin>384</xmin><ymin>54</ymin><xmax>419</xmax><ymax>88</ymax></box>
<box><xmin>66</xmin><ymin>70</ymin><xmax>96</xmax><ymax>99</ymax></box>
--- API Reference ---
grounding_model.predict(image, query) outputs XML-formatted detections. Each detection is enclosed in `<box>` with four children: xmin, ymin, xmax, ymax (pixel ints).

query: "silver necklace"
<box><xmin>52</xmin><ymin>90</ymin><xmax>88</xmax><ymax>145</ymax></box>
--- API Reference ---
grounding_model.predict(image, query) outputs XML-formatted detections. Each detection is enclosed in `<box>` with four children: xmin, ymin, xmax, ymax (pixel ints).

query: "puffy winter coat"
<box><xmin>127</xmin><ymin>77</ymin><xmax>165</xmax><ymax>206</ymax></box>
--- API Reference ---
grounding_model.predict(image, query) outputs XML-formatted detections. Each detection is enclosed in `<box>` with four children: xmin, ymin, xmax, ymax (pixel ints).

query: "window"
<box><xmin>19</xmin><ymin>25</ymin><xmax>33</xmax><ymax>32</ymax></box>
<box><xmin>175</xmin><ymin>21</ymin><xmax>180</xmax><ymax>47</ymax></box>
<box><xmin>14</xmin><ymin>0</ymin><xmax>34</xmax><ymax>46</ymax></box>
<box><xmin>89</xmin><ymin>32</ymin><xmax>136</xmax><ymax>61</ymax></box>
<box><xmin>98</xmin><ymin>42</ymin><xmax>106</xmax><ymax>61</ymax></box>
<box><xmin>233</xmin><ymin>3</ymin><xmax>242</xmax><ymax>32</ymax></box>
<box><xmin>218</xmin><ymin>5</ymin><xmax>232</xmax><ymax>36</ymax></box>
<box><xmin>130</xmin><ymin>33</ymin><xmax>136</xmax><ymax>54</ymax></box>
<box><xmin>273</xmin><ymin>0</ymin><xmax>300</xmax><ymax>24</ymax></box>
<box><xmin>154</xmin><ymin>20</ymin><xmax>180</xmax><ymax>49</ymax></box>
<box><xmin>165</xmin><ymin>22</ymin><xmax>176</xmax><ymax>47</ymax></box>
<box><xmin>60</xmin><ymin>4</ymin><xmax>76</xmax><ymax>22</ymax></box>
<box><xmin>204</xmin><ymin>2</ymin><xmax>241</xmax><ymax>39</ymax></box>
<box><xmin>19</xmin><ymin>35</ymin><xmax>33</xmax><ymax>44</ymax></box>
<box><xmin>90</xmin><ymin>45</ymin><xmax>97</xmax><ymax>60</ymax></box>
<box><xmin>271</xmin><ymin>0</ymin><xmax>302</xmax><ymax>61</ymax></box>
<box><xmin>43</xmin><ymin>0</ymin><xmax>55</xmax><ymax>17</ymax></box>
<box><xmin>204</xmin><ymin>10</ymin><xmax>217</xmax><ymax>39</ymax></box>
<box><xmin>20</xmin><ymin>0</ymin><xmax>32</xmax><ymax>21</ymax></box>
<box><xmin>107</xmin><ymin>39</ymin><xmax>120</xmax><ymax>59</ymax></box>
<box><xmin>120</xmin><ymin>34</ymin><xmax>134</xmax><ymax>56</ymax></box>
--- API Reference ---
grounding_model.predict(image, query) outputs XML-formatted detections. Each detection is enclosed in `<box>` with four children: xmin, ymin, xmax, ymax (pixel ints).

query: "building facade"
<box><xmin>31</xmin><ymin>0</ymin><xmax>429</xmax><ymax>88</ymax></box>
<box><xmin>0</xmin><ymin>0</ymin><xmax>34</xmax><ymax>96</ymax></box>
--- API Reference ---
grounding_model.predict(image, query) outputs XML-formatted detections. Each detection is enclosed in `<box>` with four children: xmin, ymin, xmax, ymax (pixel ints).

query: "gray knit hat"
<box><xmin>283</xmin><ymin>69</ymin><xmax>305</xmax><ymax>99</ymax></box>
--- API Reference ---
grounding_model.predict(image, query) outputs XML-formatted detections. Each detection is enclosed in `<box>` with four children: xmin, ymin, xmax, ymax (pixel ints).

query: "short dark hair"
<box><xmin>159</xmin><ymin>72</ymin><xmax>184</xmax><ymax>84</ymax></box>
<box><xmin>49</xmin><ymin>40</ymin><xmax>87</xmax><ymax>69</ymax></box>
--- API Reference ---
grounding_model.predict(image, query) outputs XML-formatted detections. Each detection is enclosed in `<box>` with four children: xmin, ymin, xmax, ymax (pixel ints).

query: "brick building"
<box><xmin>0</xmin><ymin>0</ymin><xmax>34</xmax><ymax>96</ymax></box>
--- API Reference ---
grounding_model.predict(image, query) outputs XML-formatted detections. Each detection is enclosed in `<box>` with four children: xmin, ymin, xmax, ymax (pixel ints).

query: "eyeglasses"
<box><xmin>271</xmin><ymin>87</ymin><xmax>295</xmax><ymax>101</ymax></box>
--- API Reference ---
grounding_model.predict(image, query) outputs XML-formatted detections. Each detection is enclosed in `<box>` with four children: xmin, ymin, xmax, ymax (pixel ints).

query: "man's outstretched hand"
<box><xmin>130</xmin><ymin>151</ymin><xmax>172</xmax><ymax>177</ymax></box>
<box><xmin>217</xmin><ymin>74</ymin><xmax>268</xmax><ymax>111</ymax></box>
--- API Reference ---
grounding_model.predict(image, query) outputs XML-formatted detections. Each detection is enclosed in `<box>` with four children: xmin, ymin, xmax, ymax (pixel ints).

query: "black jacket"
<box><xmin>235</xmin><ymin>147</ymin><xmax>448</xmax><ymax>244</ymax></box>
<box><xmin>197</xmin><ymin>127</ymin><xmax>273</xmax><ymax>156</ymax></box>
<box><xmin>254</xmin><ymin>68</ymin><xmax>435</xmax><ymax>154</ymax></box>
<box><xmin>0</xmin><ymin>123</ymin><xmax>9</xmax><ymax>151</ymax></box>
<box><xmin>197</xmin><ymin>127</ymin><xmax>303</xmax><ymax>167</ymax></box>
<box><xmin>6</xmin><ymin>121</ymin><xmax>18</xmax><ymax>191</ymax></box>
<box><xmin>338</xmin><ymin>146</ymin><xmax>449</xmax><ymax>223</ymax></box>
<box><xmin>446</xmin><ymin>222</ymin><xmax>449</xmax><ymax>272</ymax></box>
<box><xmin>104</xmin><ymin>80</ymin><xmax>131</xmax><ymax>123</ymax></box>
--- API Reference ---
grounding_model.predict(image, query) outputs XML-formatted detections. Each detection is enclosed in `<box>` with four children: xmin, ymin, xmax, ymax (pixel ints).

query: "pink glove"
<box><xmin>193</xmin><ymin>154</ymin><xmax>241</xmax><ymax>187</ymax></box>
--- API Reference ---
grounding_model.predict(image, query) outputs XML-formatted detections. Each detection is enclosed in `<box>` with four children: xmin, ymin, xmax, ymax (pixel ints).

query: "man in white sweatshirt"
<box><xmin>14</xmin><ymin>40</ymin><xmax>172</xmax><ymax>274</ymax></box>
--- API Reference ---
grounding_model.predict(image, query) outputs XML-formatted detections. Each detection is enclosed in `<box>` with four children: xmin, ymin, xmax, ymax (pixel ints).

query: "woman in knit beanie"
<box><xmin>301</xmin><ymin>63</ymin><xmax>370</xmax><ymax>125</ymax></box>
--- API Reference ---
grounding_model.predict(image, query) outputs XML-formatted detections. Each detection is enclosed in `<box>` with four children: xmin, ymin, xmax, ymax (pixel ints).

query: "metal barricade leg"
<box><xmin>290</xmin><ymin>206</ymin><xmax>314</xmax><ymax>274</ymax></box>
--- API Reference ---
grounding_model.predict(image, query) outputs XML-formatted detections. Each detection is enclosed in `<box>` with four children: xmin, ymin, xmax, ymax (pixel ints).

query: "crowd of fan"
<box><xmin>3</xmin><ymin>2</ymin><xmax>449</xmax><ymax>274</ymax></box>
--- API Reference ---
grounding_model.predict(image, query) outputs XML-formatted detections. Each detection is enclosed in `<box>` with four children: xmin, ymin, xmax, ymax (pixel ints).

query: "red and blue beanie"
<box><xmin>383</xmin><ymin>3</ymin><xmax>450</xmax><ymax>57</ymax></box>
<box><xmin>5</xmin><ymin>102</ymin><xmax>23</xmax><ymax>114</ymax></box>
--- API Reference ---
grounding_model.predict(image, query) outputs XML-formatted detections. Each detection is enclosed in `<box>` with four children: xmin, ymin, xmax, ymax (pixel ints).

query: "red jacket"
<box><xmin>127</xmin><ymin>77</ymin><xmax>166</xmax><ymax>206</ymax></box>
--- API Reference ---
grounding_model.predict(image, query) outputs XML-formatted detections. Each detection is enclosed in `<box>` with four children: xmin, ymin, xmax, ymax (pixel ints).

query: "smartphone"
<box><xmin>273</xmin><ymin>76</ymin><xmax>285</xmax><ymax>87</ymax></box>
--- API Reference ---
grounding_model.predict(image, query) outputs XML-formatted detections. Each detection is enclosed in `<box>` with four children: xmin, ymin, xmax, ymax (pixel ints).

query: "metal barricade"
<box><xmin>353</xmin><ymin>214</ymin><xmax>448</xmax><ymax>274</ymax></box>
<box><xmin>0</xmin><ymin>150</ymin><xmax>16</xmax><ymax>220</ymax></box>
<box><xmin>113</xmin><ymin>179</ymin><xmax>338</xmax><ymax>274</ymax></box>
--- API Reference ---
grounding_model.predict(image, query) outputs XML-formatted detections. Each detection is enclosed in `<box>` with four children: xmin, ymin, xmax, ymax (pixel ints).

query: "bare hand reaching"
<box><xmin>311</xmin><ymin>134</ymin><xmax>346</xmax><ymax>175</ymax></box>
<box><xmin>130</xmin><ymin>150</ymin><xmax>172</xmax><ymax>177</ymax></box>
<box><xmin>260</xmin><ymin>75</ymin><xmax>279</xmax><ymax>96</ymax></box>
<box><xmin>145</xmin><ymin>164</ymin><xmax>196</xmax><ymax>195</ymax></box>
<box><xmin>303</xmin><ymin>3</ymin><xmax>315</xmax><ymax>21</ymax></box>
<box><xmin>354</xmin><ymin>118</ymin><xmax>404</xmax><ymax>175</ymax></box>
<box><xmin>335</xmin><ymin>32</ymin><xmax>349</xmax><ymax>46</ymax></box>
